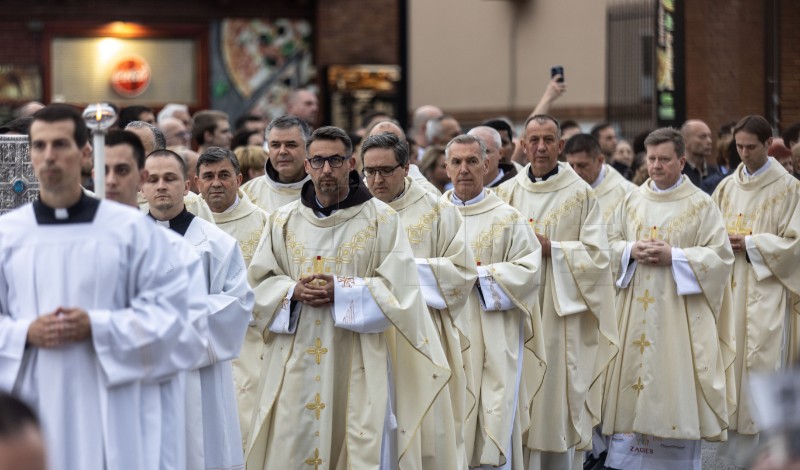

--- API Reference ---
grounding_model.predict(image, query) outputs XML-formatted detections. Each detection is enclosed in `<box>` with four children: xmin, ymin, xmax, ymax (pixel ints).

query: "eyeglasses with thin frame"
<box><xmin>307</xmin><ymin>155</ymin><xmax>347</xmax><ymax>169</ymax></box>
<box><xmin>363</xmin><ymin>164</ymin><xmax>402</xmax><ymax>178</ymax></box>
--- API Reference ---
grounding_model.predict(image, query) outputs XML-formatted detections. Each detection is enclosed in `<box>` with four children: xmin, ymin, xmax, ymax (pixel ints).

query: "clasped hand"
<box><xmin>631</xmin><ymin>239</ymin><xmax>672</xmax><ymax>266</ymax></box>
<box><xmin>292</xmin><ymin>274</ymin><xmax>335</xmax><ymax>306</ymax></box>
<box><xmin>27</xmin><ymin>307</ymin><xmax>91</xmax><ymax>348</ymax></box>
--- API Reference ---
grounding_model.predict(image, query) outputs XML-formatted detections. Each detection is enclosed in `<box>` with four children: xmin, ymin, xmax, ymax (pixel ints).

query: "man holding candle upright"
<box><xmin>601</xmin><ymin>127</ymin><xmax>736</xmax><ymax>470</ymax></box>
<box><xmin>245</xmin><ymin>126</ymin><xmax>450</xmax><ymax>469</ymax></box>
<box><xmin>495</xmin><ymin>115</ymin><xmax>618</xmax><ymax>469</ymax></box>
<box><xmin>712</xmin><ymin>115</ymin><xmax>800</xmax><ymax>468</ymax></box>
<box><xmin>441</xmin><ymin>134</ymin><xmax>545</xmax><ymax>470</ymax></box>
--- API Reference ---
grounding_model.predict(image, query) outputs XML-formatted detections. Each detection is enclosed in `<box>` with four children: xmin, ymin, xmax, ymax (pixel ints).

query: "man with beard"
<box><xmin>245</xmin><ymin>126</ymin><xmax>450</xmax><ymax>469</ymax></box>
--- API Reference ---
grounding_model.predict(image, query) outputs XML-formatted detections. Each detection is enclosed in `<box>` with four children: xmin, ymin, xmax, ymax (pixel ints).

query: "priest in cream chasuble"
<box><xmin>602</xmin><ymin>128</ymin><xmax>735</xmax><ymax>470</ymax></box>
<box><xmin>362</xmin><ymin>132</ymin><xmax>477</xmax><ymax>469</ymax></box>
<box><xmin>241</xmin><ymin>115</ymin><xmax>311</xmax><ymax>213</ymax></box>
<box><xmin>711</xmin><ymin>115</ymin><xmax>800</xmax><ymax>467</ymax></box>
<box><xmin>495</xmin><ymin>116</ymin><xmax>618</xmax><ymax>469</ymax></box>
<box><xmin>443</xmin><ymin>135</ymin><xmax>545</xmax><ymax>470</ymax></box>
<box><xmin>245</xmin><ymin>127</ymin><xmax>450</xmax><ymax>470</ymax></box>
<box><xmin>194</xmin><ymin>148</ymin><xmax>271</xmax><ymax>452</ymax></box>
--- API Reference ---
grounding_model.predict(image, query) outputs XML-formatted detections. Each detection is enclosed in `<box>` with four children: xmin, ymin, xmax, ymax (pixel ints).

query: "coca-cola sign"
<box><xmin>110</xmin><ymin>55</ymin><xmax>151</xmax><ymax>98</ymax></box>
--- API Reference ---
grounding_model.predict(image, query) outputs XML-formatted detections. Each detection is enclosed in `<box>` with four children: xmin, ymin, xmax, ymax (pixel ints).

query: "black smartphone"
<box><xmin>551</xmin><ymin>66</ymin><xmax>565</xmax><ymax>83</ymax></box>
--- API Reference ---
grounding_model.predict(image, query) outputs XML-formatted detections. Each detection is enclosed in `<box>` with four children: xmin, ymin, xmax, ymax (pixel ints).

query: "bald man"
<box><xmin>410</xmin><ymin>104</ymin><xmax>443</xmax><ymax>150</ymax></box>
<box><xmin>468</xmin><ymin>125</ymin><xmax>518</xmax><ymax>188</ymax></box>
<box><xmin>681</xmin><ymin>119</ymin><xmax>725</xmax><ymax>194</ymax></box>
<box><xmin>160</xmin><ymin>117</ymin><xmax>191</xmax><ymax>148</ymax></box>
<box><xmin>285</xmin><ymin>89</ymin><xmax>319</xmax><ymax>127</ymax></box>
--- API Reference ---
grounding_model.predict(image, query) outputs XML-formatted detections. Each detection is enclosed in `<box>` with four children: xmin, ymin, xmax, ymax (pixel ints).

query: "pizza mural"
<box><xmin>212</xmin><ymin>18</ymin><xmax>314</xmax><ymax>121</ymax></box>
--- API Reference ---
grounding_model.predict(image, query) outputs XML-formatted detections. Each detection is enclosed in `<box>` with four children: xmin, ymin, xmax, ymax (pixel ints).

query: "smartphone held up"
<box><xmin>551</xmin><ymin>66</ymin><xmax>565</xmax><ymax>83</ymax></box>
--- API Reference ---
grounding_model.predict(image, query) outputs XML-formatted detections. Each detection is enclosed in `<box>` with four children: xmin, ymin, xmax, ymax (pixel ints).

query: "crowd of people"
<box><xmin>0</xmin><ymin>81</ymin><xmax>798</xmax><ymax>470</ymax></box>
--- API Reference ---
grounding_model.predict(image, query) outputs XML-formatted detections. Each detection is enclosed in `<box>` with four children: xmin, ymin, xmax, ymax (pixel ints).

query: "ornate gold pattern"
<box><xmin>471</xmin><ymin>213</ymin><xmax>520</xmax><ymax>261</ymax></box>
<box><xmin>632</xmin><ymin>377</ymin><xmax>645</xmax><ymax>395</ymax></box>
<box><xmin>305</xmin><ymin>448</ymin><xmax>323</xmax><ymax>469</ymax></box>
<box><xmin>633</xmin><ymin>334</ymin><xmax>652</xmax><ymax>354</ymax></box>
<box><xmin>306</xmin><ymin>337</ymin><xmax>328</xmax><ymax>364</ymax></box>
<box><xmin>532</xmin><ymin>190</ymin><xmax>588</xmax><ymax>235</ymax></box>
<box><xmin>719</xmin><ymin>181</ymin><xmax>797</xmax><ymax>234</ymax></box>
<box><xmin>637</xmin><ymin>289</ymin><xmax>655</xmax><ymax>311</ymax></box>
<box><xmin>239</xmin><ymin>229</ymin><xmax>264</xmax><ymax>261</ymax></box>
<box><xmin>305</xmin><ymin>393</ymin><xmax>326</xmax><ymax>420</ymax></box>
<box><xmin>405</xmin><ymin>201</ymin><xmax>447</xmax><ymax>245</ymax></box>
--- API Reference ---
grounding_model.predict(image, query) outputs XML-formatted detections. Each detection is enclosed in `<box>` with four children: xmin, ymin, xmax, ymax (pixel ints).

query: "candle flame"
<box><xmin>95</xmin><ymin>106</ymin><xmax>102</xmax><ymax>121</ymax></box>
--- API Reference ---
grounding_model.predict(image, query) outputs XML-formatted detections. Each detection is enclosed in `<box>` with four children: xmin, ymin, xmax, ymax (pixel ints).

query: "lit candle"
<box><xmin>82</xmin><ymin>103</ymin><xmax>117</xmax><ymax>199</ymax></box>
<box><xmin>650</xmin><ymin>226</ymin><xmax>658</xmax><ymax>240</ymax></box>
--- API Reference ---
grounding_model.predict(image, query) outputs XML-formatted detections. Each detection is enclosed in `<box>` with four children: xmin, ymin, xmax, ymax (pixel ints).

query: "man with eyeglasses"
<box><xmin>495</xmin><ymin>114</ymin><xmax>618</xmax><ymax>469</ymax></box>
<box><xmin>245</xmin><ymin>126</ymin><xmax>450</xmax><ymax>469</ymax></box>
<box><xmin>362</xmin><ymin>132</ymin><xmax>476</xmax><ymax>468</ymax></box>
<box><xmin>441</xmin><ymin>134</ymin><xmax>545</xmax><ymax>469</ymax></box>
<box><xmin>160</xmin><ymin>116</ymin><xmax>191</xmax><ymax>148</ymax></box>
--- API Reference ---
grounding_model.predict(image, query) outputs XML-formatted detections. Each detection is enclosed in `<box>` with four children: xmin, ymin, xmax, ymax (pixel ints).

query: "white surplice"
<box><xmin>0</xmin><ymin>199</ymin><xmax>192</xmax><ymax>470</ymax></box>
<box><xmin>179</xmin><ymin>216</ymin><xmax>254</xmax><ymax>469</ymax></box>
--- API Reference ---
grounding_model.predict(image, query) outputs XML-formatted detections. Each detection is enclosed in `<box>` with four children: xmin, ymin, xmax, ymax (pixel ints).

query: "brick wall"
<box><xmin>780</xmin><ymin>0</ymin><xmax>800</xmax><ymax>128</ymax></box>
<box><xmin>315</xmin><ymin>0</ymin><xmax>399</xmax><ymax>66</ymax></box>
<box><xmin>684</xmin><ymin>0</ymin><xmax>765</xmax><ymax>137</ymax></box>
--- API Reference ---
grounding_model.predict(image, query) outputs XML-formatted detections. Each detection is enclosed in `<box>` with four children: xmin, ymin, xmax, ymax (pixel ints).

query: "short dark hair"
<box><xmin>733</xmin><ymin>115</ymin><xmax>772</xmax><ymax>144</ymax></box>
<box><xmin>231</xmin><ymin>129</ymin><xmax>259</xmax><ymax>151</ymax></box>
<box><xmin>561</xmin><ymin>119</ymin><xmax>580</xmax><ymax>133</ymax></box>
<box><xmin>235</xmin><ymin>114</ymin><xmax>264</xmax><ymax>131</ymax></box>
<box><xmin>31</xmin><ymin>104</ymin><xmax>88</xmax><ymax>148</ymax></box>
<box><xmin>192</xmin><ymin>110</ymin><xmax>229</xmax><ymax>145</ymax></box>
<box><xmin>0</xmin><ymin>116</ymin><xmax>33</xmax><ymax>135</ymax></box>
<box><xmin>0</xmin><ymin>392</ymin><xmax>39</xmax><ymax>438</ymax></box>
<box><xmin>197</xmin><ymin>146</ymin><xmax>241</xmax><ymax>176</ymax></box>
<box><xmin>125</xmin><ymin>121</ymin><xmax>166</xmax><ymax>151</ymax></box>
<box><xmin>267</xmin><ymin>115</ymin><xmax>311</xmax><ymax>143</ymax></box>
<box><xmin>146</xmin><ymin>149</ymin><xmax>188</xmax><ymax>179</ymax></box>
<box><xmin>563</xmin><ymin>133</ymin><xmax>602</xmax><ymax>158</ymax></box>
<box><xmin>644</xmin><ymin>127</ymin><xmax>685</xmax><ymax>157</ymax></box>
<box><xmin>523</xmin><ymin>114</ymin><xmax>561</xmax><ymax>139</ymax></box>
<box><xmin>361</xmin><ymin>109</ymin><xmax>391</xmax><ymax>128</ymax></box>
<box><xmin>118</xmin><ymin>105</ymin><xmax>153</xmax><ymax>129</ymax></box>
<box><xmin>781</xmin><ymin>122</ymin><xmax>800</xmax><ymax>148</ymax></box>
<box><xmin>481</xmin><ymin>118</ymin><xmax>514</xmax><ymax>142</ymax></box>
<box><xmin>106</xmin><ymin>129</ymin><xmax>146</xmax><ymax>169</ymax></box>
<box><xmin>306</xmin><ymin>126</ymin><xmax>353</xmax><ymax>157</ymax></box>
<box><xmin>360</xmin><ymin>132</ymin><xmax>409</xmax><ymax>167</ymax></box>
<box><xmin>589</xmin><ymin>122</ymin><xmax>613</xmax><ymax>139</ymax></box>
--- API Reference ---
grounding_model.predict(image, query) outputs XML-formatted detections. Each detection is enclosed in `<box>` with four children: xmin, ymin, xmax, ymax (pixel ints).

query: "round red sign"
<box><xmin>110</xmin><ymin>55</ymin><xmax>151</xmax><ymax>98</ymax></box>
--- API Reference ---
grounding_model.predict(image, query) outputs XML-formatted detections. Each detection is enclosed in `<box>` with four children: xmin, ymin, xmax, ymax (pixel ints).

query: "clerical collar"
<box><xmin>33</xmin><ymin>192</ymin><xmax>100</xmax><ymax>225</ymax></box>
<box><xmin>650</xmin><ymin>176</ymin><xmax>683</xmax><ymax>193</ymax></box>
<box><xmin>591</xmin><ymin>165</ymin><xmax>607</xmax><ymax>189</ymax></box>
<box><xmin>265</xmin><ymin>159</ymin><xmax>307</xmax><ymax>188</ymax></box>
<box><xmin>300</xmin><ymin>170</ymin><xmax>373</xmax><ymax>217</ymax></box>
<box><xmin>527</xmin><ymin>164</ymin><xmax>559</xmax><ymax>183</ymax></box>
<box><xmin>148</xmin><ymin>207</ymin><xmax>195</xmax><ymax>236</ymax></box>
<box><xmin>487</xmin><ymin>168</ymin><xmax>505</xmax><ymax>188</ymax></box>
<box><xmin>451</xmin><ymin>189</ymin><xmax>486</xmax><ymax>206</ymax></box>
<box><xmin>222</xmin><ymin>194</ymin><xmax>241</xmax><ymax>214</ymax></box>
<box><xmin>743</xmin><ymin>157</ymin><xmax>772</xmax><ymax>179</ymax></box>
<box><xmin>391</xmin><ymin>180</ymin><xmax>407</xmax><ymax>202</ymax></box>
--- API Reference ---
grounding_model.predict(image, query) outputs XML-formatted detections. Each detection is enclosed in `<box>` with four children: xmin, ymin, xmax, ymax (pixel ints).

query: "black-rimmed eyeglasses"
<box><xmin>363</xmin><ymin>164</ymin><xmax>402</xmax><ymax>178</ymax></box>
<box><xmin>307</xmin><ymin>155</ymin><xmax>347</xmax><ymax>169</ymax></box>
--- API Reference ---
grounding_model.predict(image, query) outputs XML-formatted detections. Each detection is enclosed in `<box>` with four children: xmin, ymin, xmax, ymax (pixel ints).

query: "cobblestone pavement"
<box><xmin>702</xmin><ymin>441</ymin><xmax>739</xmax><ymax>470</ymax></box>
